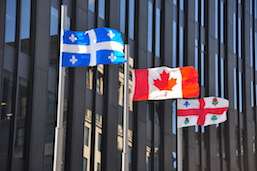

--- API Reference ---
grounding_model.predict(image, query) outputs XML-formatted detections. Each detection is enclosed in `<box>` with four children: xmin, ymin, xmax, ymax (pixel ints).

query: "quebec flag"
<box><xmin>61</xmin><ymin>27</ymin><xmax>127</xmax><ymax>67</ymax></box>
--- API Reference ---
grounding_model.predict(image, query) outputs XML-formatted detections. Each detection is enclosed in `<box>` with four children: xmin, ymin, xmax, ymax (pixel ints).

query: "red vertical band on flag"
<box><xmin>132</xmin><ymin>69</ymin><xmax>149</xmax><ymax>101</ymax></box>
<box><xmin>180</xmin><ymin>66</ymin><xmax>199</xmax><ymax>98</ymax></box>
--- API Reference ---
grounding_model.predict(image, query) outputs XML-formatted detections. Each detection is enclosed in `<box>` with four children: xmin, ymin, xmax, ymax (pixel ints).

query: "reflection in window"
<box><xmin>94</xmin><ymin>114</ymin><xmax>102</xmax><ymax>171</ymax></box>
<box><xmin>195</xmin><ymin>0</ymin><xmax>198</xmax><ymax>22</ymax></box>
<box><xmin>83</xmin><ymin>157</ymin><xmax>88</xmax><ymax>171</ymax></box>
<box><xmin>250</xmin><ymin>28</ymin><xmax>253</xmax><ymax>67</ymax></box>
<box><xmin>120</xmin><ymin>0</ymin><xmax>126</xmax><ymax>33</ymax></box>
<box><xmin>201</xmin><ymin>0</ymin><xmax>205</xmax><ymax>26</ymax></box>
<box><xmin>84</xmin><ymin>109</ymin><xmax>92</xmax><ymax>171</ymax></box>
<box><xmin>195</xmin><ymin>39</ymin><xmax>199</xmax><ymax>70</ymax></box>
<box><xmin>179</xmin><ymin>26</ymin><xmax>184</xmax><ymax>66</ymax></box>
<box><xmin>251</xmin><ymin>81</ymin><xmax>254</xmax><ymax>107</ymax></box>
<box><xmin>97</xmin><ymin>162</ymin><xmax>101</xmax><ymax>171</ymax></box>
<box><xmin>233</xmin><ymin>13</ymin><xmax>236</xmax><ymax>54</ymax></box>
<box><xmin>234</xmin><ymin>68</ymin><xmax>238</xmax><ymax>109</ymax></box>
<box><xmin>201</xmin><ymin>44</ymin><xmax>205</xmax><ymax>86</ymax></box>
<box><xmin>43</xmin><ymin>92</ymin><xmax>56</xmax><ymax>169</ymax></box>
<box><xmin>172</xmin><ymin>152</ymin><xmax>177</xmax><ymax>169</ymax></box>
<box><xmin>97</xmin><ymin>65</ymin><xmax>104</xmax><ymax>95</ymax></box>
<box><xmin>172</xmin><ymin>21</ymin><xmax>177</xmax><ymax>67</ymax></box>
<box><xmin>20</xmin><ymin>0</ymin><xmax>31</xmax><ymax>55</ymax></box>
<box><xmin>146</xmin><ymin>146</ymin><xmax>151</xmax><ymax>171</ymax></box>
<box><xmin>215</xmin><ymin>54</ymin><xmax>219</xmax><ymax>96</ymax></box>
<box><xmin>14</xmin><ymin>77</ymin><xmax>28</xmax><ymax>159</ymax></box>
<box><xmin>238</xmin><ymin>18</ymin><xmax>242</xmax><ymax>58</ymax></box>
<box><xmin>215</xmin><ymin>0</ymin><xmax>218</xmax><ymax>39</ymax></box>
<box><xmin>129</xmin><ymin>0</ymin><xmax>135</xmax><ymax>39</ymax></box>
<box><xmin>50</xmin><ymin>0</ymin><xmax>59</xmax><ymax>70</ymax></box>
<box><xmin>220</xmin><ymin>1</ymin><xmax>225</xmax><ymax>44</ymax></box>
<box><xmin>88</xmin><ymin>0</ymin><xmax>95</xmax><ymax>12</ymax></box>
<box><xmin>148</xmin><ymin>1</ymin><xmax>153</xmax><ymax>52</ymax></box>
<box><xmin>97</xmin><ymin>133</ymin><xmax>102</xmax><ymax>152</ymax></box>
<box><xmin>155</xmin><ymin>7</ymin><xmax>161</xmax><ymax>57</ymax></box>
<box><xmin>239</xmin><ymin>72</ymin><xmax>243</xmax><ymax>112</ymax></box>
<box><xmin>98</xmin><ymin>0</ymin><xmax>105</xmax><ymax>19</ymax></box>
<box><xmin>172</xmin><ymin>101</ymin><xmax>176</xmax><ymax>134</ymax></box>
<box><xmin>155</xmin><ymin>104</ymin><xmax>160</xmax><ymax>125</ymax></box>
<box><xmin>220</xmin><ymin>58</ymin><xmax>225</xmax><ymax>98</ymax></box>
<box><xmin>5</xmin><ymin>0</ymin><xmax>17</xmax><ymax>47</ymax></box>
<box><xmin>86</xmin><ymin>67</ymin><xmax>94</xmax><ymax>90</ymax></box>
<box><xmin>84</xmin><ymin>127</ymin><xmax>90</xmax><ymax>146</ymax></box>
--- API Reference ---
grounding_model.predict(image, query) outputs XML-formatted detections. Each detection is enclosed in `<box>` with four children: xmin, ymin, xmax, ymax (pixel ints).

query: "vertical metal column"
<box><xmin>53</xmin><ymin>5</ymin><xmax>67</xmax><ymax>171</ymax></box>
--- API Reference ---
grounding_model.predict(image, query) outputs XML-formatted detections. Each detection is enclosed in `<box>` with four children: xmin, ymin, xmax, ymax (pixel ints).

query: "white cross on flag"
<box><xmin>177</xmin><ymin>97</ymin><xmax>229</xmax><ymax>128</ymax></box>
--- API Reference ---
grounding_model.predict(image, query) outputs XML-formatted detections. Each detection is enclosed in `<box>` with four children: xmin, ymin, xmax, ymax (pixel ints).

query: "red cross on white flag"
<box><xmin>177</xmin><ymin>97</ymin><xmax>229</xmax><ymax>128</ymax></box>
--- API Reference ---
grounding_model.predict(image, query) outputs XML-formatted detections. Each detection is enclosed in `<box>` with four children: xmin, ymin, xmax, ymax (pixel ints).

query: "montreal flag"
<box><xmin>132</xmin><ymin>66</ymin><xmax>199</xmax><ymax>101</ymax></box>
<box><xmin>177</xmin><ymin>97</ymin><xmax>229</xmax><ymax>128</ymax></box>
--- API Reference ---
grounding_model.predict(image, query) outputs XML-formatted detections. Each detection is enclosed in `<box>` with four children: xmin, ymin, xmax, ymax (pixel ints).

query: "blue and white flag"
<box><xmin>61</xmin><ymin>27</ymin><xmax>127</xmax><ymax>67</ymax></box>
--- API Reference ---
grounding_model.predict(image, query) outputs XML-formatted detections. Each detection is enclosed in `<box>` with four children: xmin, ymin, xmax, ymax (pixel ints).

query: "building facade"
<box><xmin>0</xmin><ymin>0</ymin><xmax>257</xmax><ymax>171</ymax></box>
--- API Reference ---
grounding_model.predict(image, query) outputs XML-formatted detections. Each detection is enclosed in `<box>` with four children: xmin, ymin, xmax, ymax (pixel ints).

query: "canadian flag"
<box><xmin>132</xmin><ymin>66</ymin><xmax>199</xmax><ymax>101</ymax></box>
<box><xmin>177</xmin><ymin>97</ymin><xmax>229</xmax><ymax>128</ymax></box>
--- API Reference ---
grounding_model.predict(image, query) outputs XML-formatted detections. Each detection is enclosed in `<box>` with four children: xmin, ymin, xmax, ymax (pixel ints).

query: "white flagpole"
<box><xmin>177</xmin><ymin>127</ymin><xmax>183</xmax><ymax>171</ymax></box>
<box><xmin>122</xmin><ymin>44</ymin><xmax>129</xmax><ymax>171</ymax></box>
<box><xmin>53</xmin><ymin>5</ymin><xmax>67</xmax><ymax>171</ymax></box>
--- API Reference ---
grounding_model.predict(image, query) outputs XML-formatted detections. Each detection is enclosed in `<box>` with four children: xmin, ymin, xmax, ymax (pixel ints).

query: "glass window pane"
<box><xmin>195</xmin><ymin>0</ymin><xmax>199</xmax><ymax>22</ymax></box>
<box><xmin>88</xmin><ymin>0</ymin><xmax>95</xmax><ymax>12</ymax></box>
<box><xmin>172</xmin><ymin>21</ymin><xmax>177</xmax><ymax>67</ymax></box>
<box><xmin>239</xmin><ymin>72</ymin><xmax>242</xmax><ymax>112</ymax></box>
<box><xmin>201</xmin><ymin>0</ymin><xmax>205</xmax><ymax>26</ymax></box>
<box><xmin>44</xmin><ymin>92</ymin><xmax>56</xmax><ymax>169</ymax></box>
<box><xmin>84</xmin><ymin>126</ymin><xmax>90</xmax><ymax>146</ymax></box>
<box><xmin>234</xmin><ymin>68</ymin><xmax>237</xmax><ymax>109</ymax></box>
<box><xmin>215</xmin><ymin>54</ymin><xmax>219</xmax><ymax>96</ymax></box>
<box><xmin>94</xmin><ymin>113</ymin><xmax>102</xmax><ymax>170</ymax></box>
<box><xmin>5</xmin><ymin>0</ymin><xmax>17</xmax><ymax>47</ymax></box>
<box><xmin>83</xmin><ymin>158</ymin><xmax>88</xmax><ymax>171</ymax></box>
<box><xmin>201</xmin><ymin>44</ymin><xmax>205</xmax><ymax>86</ymax></box>
<box><xmin>50</xmin><ymin>0</ymin><xmax>59</xmax><ymax>70</ymax></box>
<box><xmin>220</xmin><ymin>1</ymin><xmax>224</xmax><ymax>44</ymax></box>
<box><xmin>129</xmin><ymin>0</ymin><xmax>135</xmax><ymax>39</ymax></box>
<box><xmin>20</xmin><ymin>0</ymin><xmax>31</xmax><ymax>55</ymax></box>
<box><xmin>83</xmin><ymin>109</ymin><xmax>92</xmax><ymax>171</ymax></box>
<box><xmin>0</xmin><ymin>70</ymin><xmax>14</xmax><ymax>155</ymax></box>
<box><xmin>233</xmin><ymin>13</ymin><xmax>236</xmax><ymax>54</ymax></box>
<box><xmin>98</xmin><ymin>0</ymin><xmax>105</xmax><ymax>19</ymax></box>
<box><xmin>14</xmin><ymin>77</ymin><xmax>29</xmax><ymax>159</ymax></box>
<box><xmin>179</xmin><ymin>26</ymin><xmax>184</xmax><ymax>66</ymax></box>
<box><xmin>155</xmin><ymin>7</ymin><xmax>161</xmax><ymax>57</ymax></box>
<box><xmin>148</xmin><ymin>1</ymin><xmax>153</xmax><ymax>52</ymax></box>
<box><xmin>195</xmin><ymin>39</ymin><xmax>199</xmax><ymax>70</ymax></box>
<box><xmin>120</xmin><ymin>0</ymin><xmax>126</xmax><ymax>33</ymax></box>
<box><xmin>220</xmin><ymin>58</ymin><xmax>224</xmax><ymax>97</ymax></box>
<box><xmin>215</xmin><ymin>0</ymin><xmax>218</xmax><ymax>39</ymax></box>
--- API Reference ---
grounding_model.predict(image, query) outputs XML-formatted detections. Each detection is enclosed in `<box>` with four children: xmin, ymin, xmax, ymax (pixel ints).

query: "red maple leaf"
<box><xmin>153</xmin><ymin>70</ymin><xmax>177</xmax><ymax>91</ymax></box>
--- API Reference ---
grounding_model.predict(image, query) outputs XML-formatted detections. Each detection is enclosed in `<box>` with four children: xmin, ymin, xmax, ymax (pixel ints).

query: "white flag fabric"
<box><xmin>177</xmin><ymin>97</ymin><xmax>229</xmax><ymax>128</ymax></box>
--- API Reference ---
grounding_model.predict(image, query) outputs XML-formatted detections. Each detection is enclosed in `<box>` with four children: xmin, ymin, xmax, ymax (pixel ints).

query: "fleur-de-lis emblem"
<box><xmin>183</xmin><ymin>101</ymin><xmax>190</xmax><ymax>107</ymax></box>
<box><xmin>70</xmin><ymin>55</ymin><xmax>78</xmax><ymax>65</ymax></box>
<box><xmin>107</xmin><ymin>30</ymin><xmax>115</xmax><ymax>39</ymax></box>
<box><xmin>212</xmin><ymin>98</ymin><xmax>219</xmax><ymax>105</ymax></box>
<box><xmin>69</xmin><ymin>34</ymin><xmax>77</xmax><ymax>42</ymax></box>
<box><xmin>184</xmin><ymin>118</ymin><xmax>190</xmax><ymax>125</ymax></box>
<box><xmin>108</xmin><ymin>53</ymin><xmax>116</xmax><ymax>62</ymax></box>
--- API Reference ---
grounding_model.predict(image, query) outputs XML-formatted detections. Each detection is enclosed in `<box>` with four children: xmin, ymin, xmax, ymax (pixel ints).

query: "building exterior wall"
<box><xmin>0</xmin><ymin>0</ymin><xmax>257</xmax><ymax>171</ymax></box>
